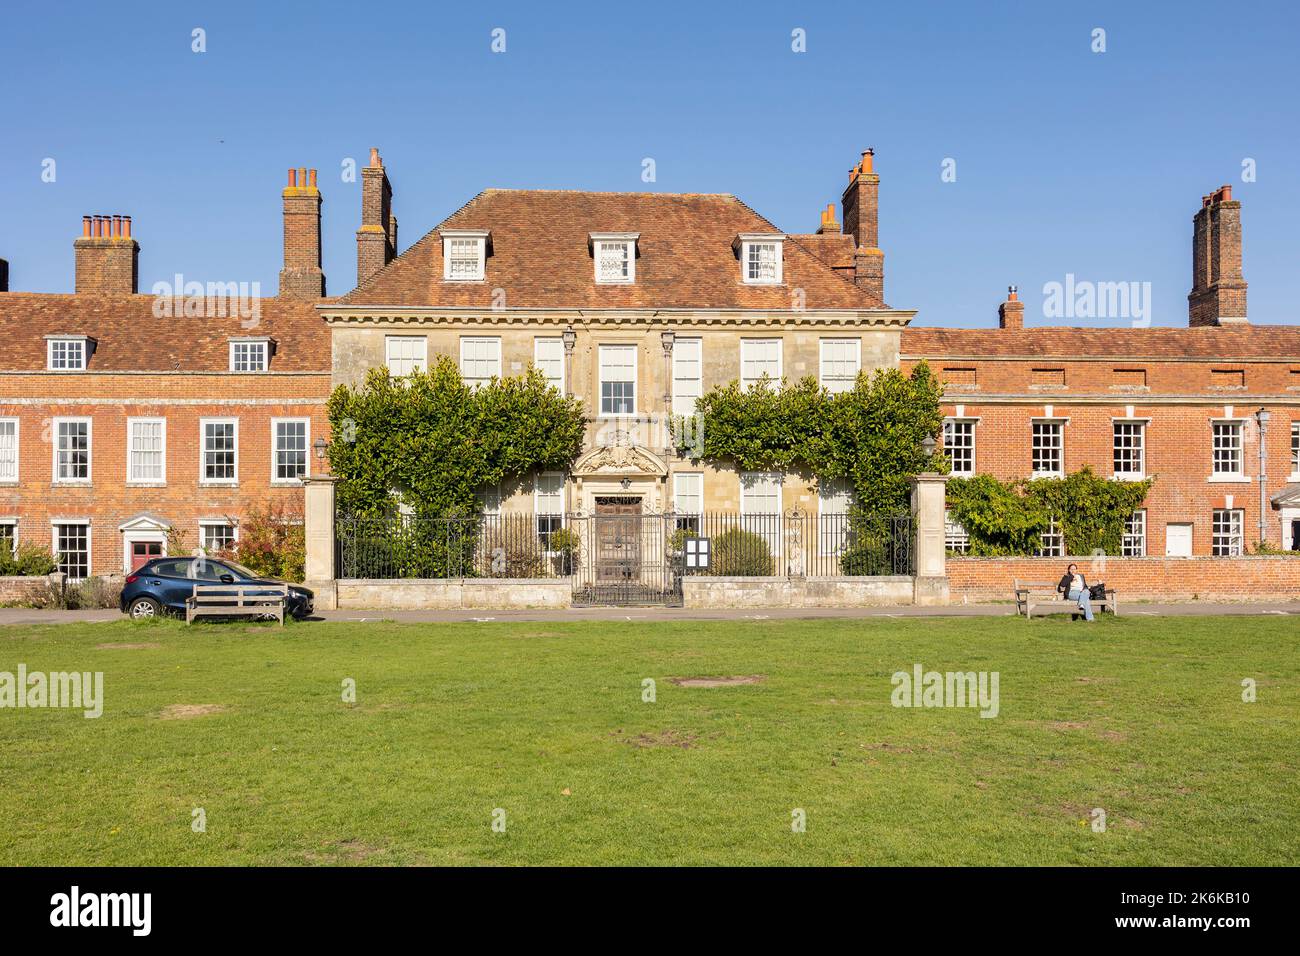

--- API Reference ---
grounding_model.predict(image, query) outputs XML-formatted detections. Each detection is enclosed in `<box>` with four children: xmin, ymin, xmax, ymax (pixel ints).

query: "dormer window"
<box><xmin>46</xmin><ymin>336</ymin><xmax>93</xmax><ymax>371</ymax></box>
<box><xmin>735</xmin><ymin>234</ymin><xmax>784</xmax><ymax>285</ymax></box>
<box><xmin>590</xmin><ymin>233</ymin><xmax>638</xmax><ymax>284</ymax></box>
<box><xmin>441</xmin><ymin>229</ymin><xmax>489</xmax><ymax>281</ymax></box>
<box><xmin>229</xmin><ymin>338</ymin><xmax>271</xmax><ymax>373</ymax></box>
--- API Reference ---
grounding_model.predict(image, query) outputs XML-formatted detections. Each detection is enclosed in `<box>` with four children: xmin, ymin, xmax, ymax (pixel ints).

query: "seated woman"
<box><xmin>1056</xmin><ymin>562</ymin><xmax>1095</xmax><ymax>622</ymax></box>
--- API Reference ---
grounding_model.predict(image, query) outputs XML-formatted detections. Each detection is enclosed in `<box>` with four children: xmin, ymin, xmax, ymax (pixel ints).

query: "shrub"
<box><xmin>712</xmin><ymin>528</ymin><xmax>774</xmax><ymax>576</ymax></box>
<box><xmin>32</xmin><ymin>575</ymin><xmax>122</xmax><ymax>610</ymax></box>
<box><xmin>228</xmin><ymin>501</ymin><xmax>306</xmax><ymax>582</ymax></box>
<box><xmin>0</xmin><ymin>543</ymin><xmax>57</xmax><ymax>577</ymax></box>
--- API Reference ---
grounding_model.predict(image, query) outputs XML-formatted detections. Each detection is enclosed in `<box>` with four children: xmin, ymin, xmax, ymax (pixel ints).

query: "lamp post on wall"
<box><xmin>312</xmin><ymin>437</ymin><xmax>330</xmax><ymax>477</ymax></box>
<box><xmin>562</xmin><ymin>325</ymin><xmax>577</xmax><ymax>400</ymax></box>
<box><xmin>1256</xmin><ymin>407</ymin><xmax>1271</xmax><ymax>546</ymax></box>
<box><xmin>661</xmin><ymin>329</ymin><xmax>675</xmax><ymax>454</ymax></box>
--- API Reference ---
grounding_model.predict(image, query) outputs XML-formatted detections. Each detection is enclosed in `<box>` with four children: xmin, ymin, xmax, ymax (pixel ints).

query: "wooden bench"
<box><xmin>186</xmin><ymin>584</ymin><xmax>288</xmax><ymax>626</ymax></box>
<box><xmin>1014</xmin><ymin>579</ymin><xmax>1119</xmax><ymax>619</ymax></box>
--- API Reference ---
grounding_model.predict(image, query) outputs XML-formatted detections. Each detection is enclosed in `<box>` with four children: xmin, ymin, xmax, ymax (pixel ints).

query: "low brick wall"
<box><xmin>948</xmin><ymin>556</ymin><xmax>1300</xmax><ymax>603</ymax></box>
<box><xmin>0</xmin><ymin>576</ymin><xmax>51</xmax><ymax>605</ymax></box>
<box><xmin>683</xmin><ymin>576</ymin><xmax>915</xmax><ymax>609</ymax></box>
<box><xmin>335</xmin><ymin>578</ymin><xmax>572</xmax><ymax>610</ymax></box>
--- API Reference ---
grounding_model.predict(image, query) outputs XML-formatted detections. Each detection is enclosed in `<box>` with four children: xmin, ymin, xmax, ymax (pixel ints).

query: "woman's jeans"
<box><xmin>1067</xmin><ymin>588</ymin><xmax>1095</xmax><ymax>622</ymax></box>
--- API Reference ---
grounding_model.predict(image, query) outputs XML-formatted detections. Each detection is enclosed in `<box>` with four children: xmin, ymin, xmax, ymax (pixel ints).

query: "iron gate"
<box><xmin>570</xmin><ymin>508</ymin><xmax>682</xmax><ymax>607</ymax></box>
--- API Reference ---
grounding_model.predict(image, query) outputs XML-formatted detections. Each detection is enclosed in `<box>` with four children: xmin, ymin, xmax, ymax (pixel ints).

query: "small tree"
<box><xmin>229</xmin><ymin>500</ymin><xmax>306</xmax><ymax>582</ymax></box>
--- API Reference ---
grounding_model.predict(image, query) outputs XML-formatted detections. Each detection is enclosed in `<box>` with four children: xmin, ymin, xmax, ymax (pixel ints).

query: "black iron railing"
<box><xmin>335</xmin><ymin>512</ymin><xmax>914</xmax><ymax>580</ymax></box>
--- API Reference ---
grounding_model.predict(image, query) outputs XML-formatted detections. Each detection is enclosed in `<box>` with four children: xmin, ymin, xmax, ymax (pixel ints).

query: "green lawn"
<box><xmin>1</xmin><ymin>614</ymin><xmax>1296</xmax><ymax>866</ymax></box>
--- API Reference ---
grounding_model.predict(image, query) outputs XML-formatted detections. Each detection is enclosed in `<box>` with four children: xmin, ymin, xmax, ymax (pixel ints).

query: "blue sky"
<box><xmin>1</xmin><ymin>0</ymin><xmax>1297</xmax><ymax>327</ymax></box>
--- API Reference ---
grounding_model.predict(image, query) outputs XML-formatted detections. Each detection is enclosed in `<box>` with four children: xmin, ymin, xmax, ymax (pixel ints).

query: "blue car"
<box><xmin>120</xmin><ymin>557</ymin><xmax>314</xmax><ymax>620</ymax></box>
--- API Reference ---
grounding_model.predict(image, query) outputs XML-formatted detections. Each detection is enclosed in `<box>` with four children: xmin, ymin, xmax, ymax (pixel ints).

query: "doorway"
<box><xmin>129</xmin><ymin>539</ymin><xmax>163</xmax><ymax>572</ymax></box>
<box><xmin>594</xmin><ymin>496</ymin><xmax>642</xmax><ymax>585</ymax></box>
<box><xmin>571</xmin><ymin>497</ymin><xmax>681</xmax><ymax>606</ymax></box>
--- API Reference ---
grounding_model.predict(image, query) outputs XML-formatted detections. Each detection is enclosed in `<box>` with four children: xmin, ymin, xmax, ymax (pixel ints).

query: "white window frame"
<box><xmin>1031</xmin><ymin>419</ymin><xmax>1065</xmax><ymax>478</ymax></box>
<box><xmin>1210</xmin><ymin>419</ymin><xmax>1246</xmax><ymax>480</ymax></box>
<box><xmin>740</xmin><ymin>338</ymin><xmax>782</xmax><ymax>389</ymax></box>
<box><xmin>46</xmin><ymin>336</ymin><xmax>90</xmax><ymax>371</ymax></box>
<box><xmin>534</xmin><ymin>472</ymin><xmax>566</xmax><ymax>552</ymax></box>
<box><xmin>229</xmin><ymin>339</ymin><xmax>270</xmax><ymax>373</ymax></box>
<box><xmin>534</xmin><ymin>337</ymin><xmax>565</xmax><ymax>393</ymax></box>
<box><xmin>817</xmin><ymin>479</ymin><xmax>852</xmax><ymax>556</ymax></box>
<box><xmin>460</xmin><ymin>336</ymin><xmax>502</xmax><ymax>389</ymax></box>
<box><xmin>1212</xmin><ymin>508</ymin><xmax>1244</xmax><ymax>556</ymax></box>
<box><xmin>1112</xmin><ymin>419</ymin><xmax>1147</xmax><ymax>480</ymax></box>
<box><xmin>1291</xmin><ymin>421</ymin><xmax>1300</xmax><ymax>481</ymax></box>
<box><xmin>0</xmin><ymin>519</ymin><xmax>17</xmax><ymax>558</ymax></box>
<box><xmin>126</xmin><ymin>417</ymin><xmax>167</xmax><ymax>486</ymax></box>
<box><xmin>199</xmin><ymin>520</ymin><xmax>239</xmax><ymax>555</ymax></box>
<box><xmin>1035</xmin><ymin>514</ymin><xmax>1064</xmax><ymax>557</ymax></box>
<box><xmin>479</xmin><ymin>483</ymin><xmax>502</xmax><ymax>516</ymax></box>
<box><xmin>0</xmin><ymin>418</ymin><xmax>18</xmax><ymax>483</ymax></box>
<box><xmin>385</xmin><ymin>335</ymin><xmax>428</xmax><ymax>377</ymax></box>
<box><xmin>271</xmin><ymin>417</ymin><xmax>311</xmax><ymax>485</ymax></box>
<box><xmin>52</xmin><ymin>417</ymin><xmax>92</xmax><ymax>485</ymax></box>
<box><xmin>672</xmin><ymin>472</ymin><xmax>704</xmax><ymax>532</ymax></box>
<box><xmin>1122</xmin><ymin>510</ymin><xmax>1147</xmax><ymax>557</ymax></box>
<box><xmin>441</xmin><ymin>229</ymin><xmax>489</xmax><ymax>281</ymax></box>
<box><xmin>944</xmin><ymin>510</ymin><xmax>970</xmax><ymax>554</ymax></box>
<box><xmin>199</xmin><ymin>417</ymin><xmax>239</xmax><ymax>486</ymax></box>
<box><xmin>591</xmin><ymin>232</ymin><xmax>638</xmax><ymax>285</ymax></box>
<box><xmin>598</xmin><ymin>343</ymin><xmax>638</xmax><ymax>417</ymax></box>
<box><xmin>740</xmin><ymin>470</ymin><xmax>783</xmax><ymax>559</ymax></box>
<box><xmin>51</xmin><ymin>520</ymin><xmax>91</xmax><ymax>582</ymax></box>
<box><xmin>943</xmin><ymin>418</ymin><xmax>977</xmax><ymax>476</ymax></box>
<box><xmin>672</xmin><ymin>338</ymin><xmax>703</xmax><ymax>416</ymax></box>
<box><xmin>819</xmin><ymin>339</ymin><xmax>861</xmax><ymax>394</ymax></box>
<box><xmin>736</xmin><ymin>234</ymin><xmax>784</xmax><ymax>285</ymax></box>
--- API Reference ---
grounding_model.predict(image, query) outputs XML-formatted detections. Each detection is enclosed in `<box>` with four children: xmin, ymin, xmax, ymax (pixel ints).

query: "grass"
<box><xmin>1</xmin><ymin>613</ymin><xmax>1296</xmax><ymax>866</ymax></box>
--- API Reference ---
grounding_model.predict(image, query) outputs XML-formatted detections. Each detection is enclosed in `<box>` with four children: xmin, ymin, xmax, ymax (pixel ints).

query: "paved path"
<box><xmin>3</xmin><ymin>602</ymin><xmax>1300</xmax><ymax>626</ymax></box>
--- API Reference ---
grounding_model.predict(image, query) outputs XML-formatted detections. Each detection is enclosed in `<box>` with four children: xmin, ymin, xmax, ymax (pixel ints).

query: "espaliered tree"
<box><xmin>679</xmin><ymin>363</ymin><xmax>945</xmax><ymax>571</ymax></box>
<box><xmin>327</xmin><ymin>357</ymin><xmax>586</xmax><ymax>518</ymax></box>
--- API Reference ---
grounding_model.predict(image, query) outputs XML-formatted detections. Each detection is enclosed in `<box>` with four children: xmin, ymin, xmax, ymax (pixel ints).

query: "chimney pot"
<box><xmin>82</xmin><ymin>216</ymin><xmax>92</xmax><ymax>237</ymax></box>
<box><xmin>308</xmin><ymin>168</ymin><xmax>318</xmax><ymax>188</ymax></box>
<box><xmin>112</xmin><ymin>215</ymin><xmax>122</xmax><ymax>238</ymax></box>
<box><xmin>123</xmin><ymin>215</ymin><xmax>132</xmax><ymax>239</ymax></box>
<box><xmin>369</xmin><ymin>147</ymin><xmax>381</xmax><ymax>168</ymax></box>
<box><xmin>1008</xmin><ymin>285</ymin><xmax>1018</xmax><ymax>301</ymax></box>
<box><xmin>288</xmin><ymin>168</ymin><xmax>297</xmax><ymax>187</ymax></box>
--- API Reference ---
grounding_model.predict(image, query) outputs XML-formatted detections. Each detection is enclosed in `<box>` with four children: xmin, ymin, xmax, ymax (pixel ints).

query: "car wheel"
<box><xmin>127</xmin><ymin>596</ymin><xmax>162</xmax><ymax>619</ymax></box>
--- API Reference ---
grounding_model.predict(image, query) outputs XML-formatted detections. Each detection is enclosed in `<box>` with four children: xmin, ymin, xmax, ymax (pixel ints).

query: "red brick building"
<box><xmin>902</xmin><ymin>187</ymin><xmax>1300</xmax><ymax>559</ymax></box>
<box><xmin>0</xmin><ymin>173</ymin><xmax>333</xmax><ymax>578</ymax></box>
<box><xmin>2</xmin><ymin>151</ymin><xmax>1298</xmax><ymax>585</ymax></box>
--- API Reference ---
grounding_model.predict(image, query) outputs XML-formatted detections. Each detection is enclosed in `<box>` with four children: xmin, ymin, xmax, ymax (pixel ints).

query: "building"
<box><xmin>0</xmin><ymin>175</ymin><xmax>333</xmax><ymax>578</ymax></box>
<box><xmin>901</xmin><ymin>186</ymin><xmax>1300</xmax><ymax>558</ymax></box>
<box><xmin>327</xmin><ymin>149</ymin><xmax>911</xmax><ymax>531</ymax></box>
<box><xmin>2</xmin><ymin>148</ymin><xmax>1298</xmax><ymax>588</ymax></box>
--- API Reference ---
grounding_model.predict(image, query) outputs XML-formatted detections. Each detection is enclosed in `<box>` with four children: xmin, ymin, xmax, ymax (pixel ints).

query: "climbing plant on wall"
<box><xmin>945</xmin><ymin>467</ymin><xmax>1154</xmax><ymax>556</ymax></box>
<box><xmin>326</xmin><ymin>357</ymin><xmax>586</xmax><ymax>518</ymax></box>
<box><xmin>679</xmin><ymin>362</ymin><xmax>946</xmax><ymax>526</ymax></box>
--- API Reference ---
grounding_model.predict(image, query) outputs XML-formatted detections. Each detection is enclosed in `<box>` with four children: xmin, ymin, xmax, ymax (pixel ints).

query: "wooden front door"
<box><xmin>594</xmin><ymin>496</ymin><xmax>642</xmax><ymax>583</ymax></box>
<box><xmin>130</xmin><ymin>539</ymin><xmax>163</xmax><ymax>572</ymax></box>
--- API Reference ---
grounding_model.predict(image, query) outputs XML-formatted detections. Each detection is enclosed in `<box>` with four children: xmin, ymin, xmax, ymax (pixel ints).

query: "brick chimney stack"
<box><xmin>999</xmin><ymin>285</ymin><xmax>1024</xmax><ymax>329</ymax></box>
<box><xmin>841</xmin><ymin>148</ymin><xmax>884</xmax><ymax>303</ymax></box>
<box><xmin>1189</xmin><ymin>185</ymin><xmax>1247</xmax><ymax>326</ymax></box>
<box><xmin>815</xmin><ymin>203</ymin><xmax>839</xmax><ymax>235</ymax></box>
<box><xmin>357</xmin><ymin>147</ymin><xmax>397</xmax><ymax>287</ymax></box>
<box><xmin>279</xmin><ymin>167</ymin><xmax>326</xmax><ymax>298</ymax></box>
<box><xmin>74</xmin><ymin>214</ymin><xmax>139</xmax><ymax>294</ymax></box>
